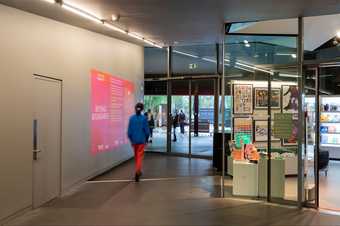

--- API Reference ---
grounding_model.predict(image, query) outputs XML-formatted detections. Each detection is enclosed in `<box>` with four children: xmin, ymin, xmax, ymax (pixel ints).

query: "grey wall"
<box><xmin>0</xmin><ymin>4</ymin><xmax>144</xmax><ymax>221</ymax></box>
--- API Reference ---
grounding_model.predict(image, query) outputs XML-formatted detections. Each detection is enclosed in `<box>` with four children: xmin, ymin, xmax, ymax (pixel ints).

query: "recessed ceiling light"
<box><xmin>291</xmin><ymin>54</ymin><xmax>297</xmax><ymax>58</ymax></box>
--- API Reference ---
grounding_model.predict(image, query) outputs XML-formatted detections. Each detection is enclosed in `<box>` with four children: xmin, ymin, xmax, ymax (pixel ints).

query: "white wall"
<box><xmin>0</xmin><ymin>4</ymin><xmax>144</xmax><ymax>221</ymax></box>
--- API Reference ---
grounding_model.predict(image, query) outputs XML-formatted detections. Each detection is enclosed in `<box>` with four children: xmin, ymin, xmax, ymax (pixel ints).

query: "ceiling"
<box><xmin>2</xmin><ymin>0</ymin><xmax>340</xmax><ymax>47</ymax></box>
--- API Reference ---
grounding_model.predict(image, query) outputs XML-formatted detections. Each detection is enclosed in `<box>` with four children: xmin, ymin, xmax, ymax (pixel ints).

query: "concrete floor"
<box><xmin>5</xmin><ymin>153</ymin><xmax>340</xmax><ymax>226</ymax></box>
<box><xmin>320</xmin><ymin>160</ymin><xmax>340</xmax><ymax>211</ymax></box>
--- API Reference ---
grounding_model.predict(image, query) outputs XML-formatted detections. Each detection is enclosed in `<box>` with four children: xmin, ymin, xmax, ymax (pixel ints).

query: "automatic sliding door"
<box><xmin>170</xmin><ymin>80</ymin><xmax>190</xmax><ymax>154</ymax></box>
<box><xmin>144</xmin><ymin>81</ymin><xmax>168</xmax><ymax>152</ymax></box>
<box><xmin>190</xmin><ymin>79</ymin><xmax>215</xmax><ymax>157</ymax></box>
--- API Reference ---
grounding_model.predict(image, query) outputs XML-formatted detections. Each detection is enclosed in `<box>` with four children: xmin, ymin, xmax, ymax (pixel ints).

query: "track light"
<box><xmin>173</xmin><ymin>50</ymin><xmax>199</xmax><ymax>58</ymax></box>
<box><xmin>42</xmin><ymin>0</ymin><xmax>55</xmax><ymax>3</ymax></box>
<box><xmin>45</xmin><ymin>0</ymin><xmax>163</xmax><ymax>48</ymax></box>
<box><xmin>127</xmin><ymin>32</ymin><xmax>144</xmax><ymax>41</ymax></box>
<box><xmin>103</xmin><ymin>22</ymin><xmax>127</xmax><ymax>34</ymax></box>
<box><xmin>61</xmin><ymin>2</ymin><xmax>103</xmax><ymax>24</ymax></box>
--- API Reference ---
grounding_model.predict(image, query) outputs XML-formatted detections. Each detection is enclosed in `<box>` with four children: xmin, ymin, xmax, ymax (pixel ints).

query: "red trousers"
<box><xmin>133</xmin><ymin>144</ymin><xmax>145</xmax><ymax>174</ymax></box>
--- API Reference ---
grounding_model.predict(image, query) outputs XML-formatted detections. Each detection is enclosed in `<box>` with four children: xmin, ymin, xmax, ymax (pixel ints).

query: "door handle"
<box><xmin>33</xmin><ymin>149</ymin><xmax>42</xmax><ymax>161</ymax></box>
<box><xmin>33</xmin><ymin>119</ymin><xmax>40</xmax><ymax>160</ymax></box>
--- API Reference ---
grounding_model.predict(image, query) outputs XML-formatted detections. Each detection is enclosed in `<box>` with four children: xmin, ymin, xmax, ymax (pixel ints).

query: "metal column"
<box><xmin>221</xmin><ymin>41</ymin><xmax>226</xmax><ymax>198</ymax></box>
<box><xmin>297</xmin><ymin>16</ymin><xmax>305</xmax><ymax>208</ymax></box>
<box><xmin>167</xmin><ymin>46</ymin><xmax>173</xmax><ymax>153</ymax></box>
<box><xmin>267</xmin><ymin>72</ymin><xmax>273</xmax><ymax>201</ymax></box>
<box><xmin>189</xmin><ymin>80</ymin><xmax>192</xmax><ymax>157</ymax></box>
<box><xmin>315</xmin><ymin>67</ymin><xmax>320</xmax><ymax>208</ymax></box>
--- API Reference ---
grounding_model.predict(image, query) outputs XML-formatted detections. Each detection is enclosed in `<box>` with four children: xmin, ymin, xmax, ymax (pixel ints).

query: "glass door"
<box><xmin>318</xmin><ymin>65</ymin><xmax>340</xmax><ymax>211</ymax></box>
<box><xmin>190</xmin><ymin>79</ymin><xmax>215</xmax><ymax>157</ymax></box>
<box><xmin>303</xmin><ymin>67</ymin><xmax>317</xmax><ymax>208</ymax></box>
<box><xmin>170</xmin><ymin>80</ymin><xmax>190</xmax><ymax>155</ymax></box>
<box><xmin>144</xmin><ymin>81</ymin><xmax>168</xmax><ymax>152</ymax></box>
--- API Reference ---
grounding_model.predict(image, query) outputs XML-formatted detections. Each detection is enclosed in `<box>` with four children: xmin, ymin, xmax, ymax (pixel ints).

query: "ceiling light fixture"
<box><xmin>42</xmin><ymin>0</ymin><xmax>56</xmax><ymax>3</ymax></box>
<box><xmin>291</xmin><ymin>54</ymin><xmax>297</xmax><ymax>58</ymax></box>
<box><xmin>61</xmin><ymin>2</ymin><xmax>103</xmax><ymax>24</ymax></box>
<box><xmin>173</xmin><ymin>50</ymin><xmax>199</xmax><ymax>58</ymax></box>
<box><xmin>143</xmin><ymin>39</ymin><xmax>155</xmax><ymax>46</ymax></box>
<box><xmin>245</xmin><ymin>43</ymin><xmax>251</xmax><ymax>48</ymax></box>
<box><xmin>279</xmin><ymin>73</ymin><xmax>299</xmax><ymax>78</ymax></box>
<box><xmin>202</xmin><ymin>57</ymin><xmax>217</xmax><ymax>63</ymax></box>
<box><xmin>103</xmin><ymin>22</ymin><xmax>127</xmax><ymax>34</ymax></box>
<box><xmin>127</xmin><ymin>32</ymin><xmax>144</xmax><ymax>41</ymax></box>
<box><xmin>152</xmin><ymin>43</ymin><xmax>163</xmax><ymax>49</ymax></box>
<box><xmin>111</xmin><ymin>14</ymin><xmax>119</xmax><ymax>21</ymax></box>
<box><xmin>243</xmin><ymin>40</ymin><xmax>249</xmax><ymax>44</ymax></box>
<box><xmin>58</xmin><ymin>1</ymin><xmax>163</xmax><ymax>48</ymax></box>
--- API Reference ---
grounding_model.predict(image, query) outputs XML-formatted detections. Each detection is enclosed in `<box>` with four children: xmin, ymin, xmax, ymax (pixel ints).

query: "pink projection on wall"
<box><xmin>91</xmin><ymin>69</ymin><xmax>135</xmax><ymax>155</ymax></box>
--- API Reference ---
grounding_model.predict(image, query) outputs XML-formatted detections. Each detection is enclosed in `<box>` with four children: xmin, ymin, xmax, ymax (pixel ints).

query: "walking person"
<box><xmin>146</xmin><ymin>109</ymin><xmax>155</xmax><ymax>143</ymax></box>
<box><xmin>172</xmin><ymin>109</ymin><xmax>179</xmax><ymax>142</ymax></box>
<box><xmin>179</xmin><ymin>110</ymin><xmax>186</xmax><ymax>134</ymax></box>
<box><xmin>128</xmin><ymin>103</ymin><xmax>150</xmax><ymax>182</ymax></box>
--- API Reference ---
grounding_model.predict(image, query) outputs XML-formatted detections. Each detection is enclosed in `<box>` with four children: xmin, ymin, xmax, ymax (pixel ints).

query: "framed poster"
<box><xmin>254</xmin><ymin>88</ymin><xmax>281</xmax><ymax>109</ymax></box>
<box><xmin>233</xmin><ymin>84</ymin><xmax>253</xmax><ymax>114</ymax></box>
<box><xmin>282</xmin><ymin>85</ymin><xmax>299</xmax><ymax>113</ymax></box>
<box><xmin>282</xmin><ymin>118</ymin><xmax>298</xmax><ymax>146</ymax></box>
<box><xmin>254</xmin><ymin>120</ymin><xmax>280</xmax><ymax>142</ymax></box>
<box><xmin>233</xmin><ymin>117</ymin><xmax>253</xmax><ymax>148</ymax></box>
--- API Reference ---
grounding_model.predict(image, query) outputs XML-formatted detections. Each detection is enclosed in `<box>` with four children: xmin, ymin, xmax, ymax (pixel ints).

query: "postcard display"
<box><xmin>320</xmin><ymin>96</ymin><xmax>340</xmax><ymax>159</ymax></box>
<box><xmin>232</xmin><ymin>81</ymin><xmax>299</xmax><ymax>148</ymax></box>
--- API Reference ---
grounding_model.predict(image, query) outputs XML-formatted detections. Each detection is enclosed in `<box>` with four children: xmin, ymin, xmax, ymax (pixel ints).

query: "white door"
<box><xmin>33</xmin><ymin>75</ymin><xmax>62</xmax><ymax>208</ymax></box>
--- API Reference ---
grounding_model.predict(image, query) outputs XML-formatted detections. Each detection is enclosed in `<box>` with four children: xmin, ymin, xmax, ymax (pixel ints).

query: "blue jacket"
<box><xmin>127</xmin><ymin>114</ymin><xmax>150</xmax><ymax>144</ymax></box>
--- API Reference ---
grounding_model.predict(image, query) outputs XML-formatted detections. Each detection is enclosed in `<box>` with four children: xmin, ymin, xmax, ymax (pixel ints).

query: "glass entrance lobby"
<box><xmin>143</xmin><ymin>14</ymin><xmax>340</xmax><ymax>211</ymax></box>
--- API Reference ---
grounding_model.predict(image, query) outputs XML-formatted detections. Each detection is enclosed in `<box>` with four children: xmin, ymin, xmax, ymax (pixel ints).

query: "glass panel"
<box><xmin>319</xmin><ymin>66</ymin><xmax>340</xmax><ymax>210</ymax></box>
<box><xmin>190</xmin><ymin>80</ymin><xmax>215</xmax><ymax>157</ymax></box>
<box><xmin>224</xmin><ymin>24</ymin><xmax>300</xmax><ymax>203</ymax></box>
<box><xmin>171</xmin><ymin>80</ymin><xmax>190</xmax><ymax>154</ymax></box>
<box><xmin>304</xmin><ymin>68</ymin><xmax>317</xmax><ymax>206</ymax></box>
<box><xmin>172</xmin><ymin>44</ymin><xmax>217</xmax><ymax>76</ymax></box>
<box><xmin>144</xmin><ymin>47</ymin><xmax>167</xmax><ymax>78</ymax></box>
<box><xmin>144</xmin><ymin>95</ymin><xmax>167</xmax><ymax>152</ymax></box>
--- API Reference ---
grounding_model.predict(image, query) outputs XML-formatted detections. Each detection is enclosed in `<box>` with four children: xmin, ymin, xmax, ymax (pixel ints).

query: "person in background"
<box><xmin>128</xmin><ymin>103</ymin><xmax>150</xmax><ymax>182</ymax></box>
<box><xmin>172</xmin><ymin>109</ymin><xmax>179</xmax><ymax>142</ymax></box>
<box><xmin>146</xmin><ymin>109</ymin><xmax>155</xmax><ymax>143</ymax></box>
<box><xmin>179</xmin><ymin>110</ymin><xmax>186</xmax><ymax>134</ymax></box>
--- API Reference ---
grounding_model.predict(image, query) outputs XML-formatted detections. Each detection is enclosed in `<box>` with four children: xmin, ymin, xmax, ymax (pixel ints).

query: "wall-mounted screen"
<box><xmin>91</xmin><ymin>69</ymin><xmax>135</xmax><ymax>154</ymax></box>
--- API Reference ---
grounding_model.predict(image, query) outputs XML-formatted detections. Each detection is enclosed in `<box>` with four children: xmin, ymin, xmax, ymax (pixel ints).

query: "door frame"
<box><xmin>32</xmin><ymin>74</ymin><xmax>63</xmax><ymax>206</ymax></box>
<box><xmin>168</xmin><ymin>76</ymin><xmax>219</xmax><ymax>159</ymax></box>
<box><xmin>303</xmin><ymin>62</ymin><xmax>340</xmax><ymax>210</ymax></box>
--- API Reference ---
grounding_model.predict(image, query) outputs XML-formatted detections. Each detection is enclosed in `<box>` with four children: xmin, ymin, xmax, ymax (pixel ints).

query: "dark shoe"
<box><xmin>135</xmin><ymin>171</ymin><xmax>142</xmax><ymax>182</ymax></box>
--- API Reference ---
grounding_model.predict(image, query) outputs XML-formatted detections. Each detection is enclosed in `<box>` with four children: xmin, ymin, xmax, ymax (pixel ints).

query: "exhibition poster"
<box><xmin>90</xmin><ymin>69</ymin><xmax>135</xmax><ymax>154</ymax></box>
<box><xmin>233</xmin><ymin>84</ymin><xmax>253</xmax><ymax>114</ymax></box>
